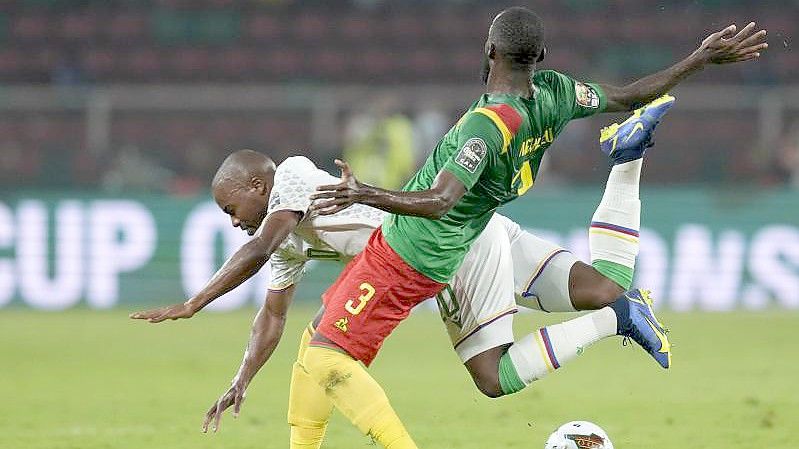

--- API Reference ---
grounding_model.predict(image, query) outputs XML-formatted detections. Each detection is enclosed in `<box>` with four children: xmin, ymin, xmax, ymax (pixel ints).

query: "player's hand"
<box><xmin>201</xmin><ymin>383</ymin><xmax>246</xmax><ymax>433</ymax></box>
<box><xmin>690</xmin><ymin>22</ymin><xmax>768</xmax><ymax>65</ymax></box>
<box><xmin>309</xmin><ymin>159</ymin><xmax>363</xmax><ymax>215</ymax></box>
<box><xmin>129</xmin><ymin>302</ymin><xmax>196</xmax><ymax>323</ymax></box>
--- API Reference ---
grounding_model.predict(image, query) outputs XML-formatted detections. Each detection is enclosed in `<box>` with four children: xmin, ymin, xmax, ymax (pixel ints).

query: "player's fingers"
<box><xmin>736</xmin><ymin>43</ymin><xmax>768</xmax><ymax>56</ymax></box>
<box><xmin>233</xmin><ymin>393</ymin><xmax>245</xmax><ymax>417</ymax></box>
<box><xmin>312</xmin><ymin>197</ymin><xmax>351</xmax><ymax>211</ymax></box>
<box><xmin>316</xmin><ymin>204</ymin><xmax>348</xmax><ymax>216</ymax></box>
<box><xmin>730</xmin><ymin>22</ymin><xmax>755</xmax><ymax>42</ymax></box>
<box><xmin>733</xmin><ymin>52</ymin><xmax>761</xmax><ymax>62</ymax></box>
<box><xmin>315</xmin><ymin>182</ymin><xmax>347</xmax><ymax>192</ymax></box>
<box><xmin>310</xmin><ymin>190</ymin><xmax>349</xmax><ymax>201</ymax></box>
<box><xmin>213</xmin><ymin>401</ymin><xmax>224</xmax><ymax>433</ymax></box>
<box><xmin>320</xmin><ymin>198</ymin><xmax>350</xmax><ymax>207</ymax></box>
<box><xmin>202</xmin><ymin>403</ymin><xmax>217</xmax><ymax>433</ymax></box>
<box><xmin>737</xmin><ymin>30</ymin><xmax>767</xmax><ymax>48</ymax></box>
<box><xmin>132</xmin><ymin>308</ymin><xmax>165</xmax><ymax>319</ymax></box>
<box><xmin>336</xmin><ymin>160</ymin><xmax>352</xmax><ymax>177</ymax></box>
<box><xmin>719</xmin><ymin>24</ymin><xmax>737</xmax><ymax>38</ymax></box>
<box><xmin>719</xmin><ymin>53</ymin><xmax>759</xmax><ymax>64</ymax></box>
<box><xmin>149</xmin><ymin>311</ymin><xmax>171</xmax><ymax>323</ymax></box>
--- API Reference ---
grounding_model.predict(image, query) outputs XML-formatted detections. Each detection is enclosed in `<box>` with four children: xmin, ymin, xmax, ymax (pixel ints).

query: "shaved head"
<box><xmin>212</xmin><ymin>149</ymin><xmax>276</xmax><ymax>191</ymax></box>
<box><xmin>482</xmin><ymin>6</ymin><xmax>545</xmax><ymax>83</ymax></box>
<box><xmin>489</xmin><ymin>7</ymin><xmax>545</xmax><ymax>68</ymax></box>
<box><xmin>212</xmin><ymin>149</ymin><xmax>276</xmax><ymax>236</ymax></box>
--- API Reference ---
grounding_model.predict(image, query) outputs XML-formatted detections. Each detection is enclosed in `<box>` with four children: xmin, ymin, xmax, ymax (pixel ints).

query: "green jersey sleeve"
<box><xmin>537</xmin><ymin>70</ymin><xmax>607</xmax><ymax>120</ymax></box>
<box><xmin>441</xmin><ymin>112</ymin><xmax>503</xmax><ymax>190</ymax></box>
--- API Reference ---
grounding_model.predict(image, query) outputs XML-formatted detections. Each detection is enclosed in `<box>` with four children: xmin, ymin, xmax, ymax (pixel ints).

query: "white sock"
<box><xmin>507</xmin><ymin>307</ymin><xmax>617</xmax><ymax>385</ymax></box>
<box><xmin>589</xmin><ymin>159</ymin><xmax>642</xmax><ymax>289</ymax></box>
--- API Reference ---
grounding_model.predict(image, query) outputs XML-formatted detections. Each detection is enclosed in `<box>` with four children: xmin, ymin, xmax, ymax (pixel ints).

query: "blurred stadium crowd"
<box><xmin>1</xmin><ymin>0</ymin><xmax>798</xmax><ymax>193</ymax></box>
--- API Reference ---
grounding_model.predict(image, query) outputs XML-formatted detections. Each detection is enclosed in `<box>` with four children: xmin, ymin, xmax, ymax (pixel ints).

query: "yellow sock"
<box><xmin>303</xmin><ymin>345</ymin><xmax>418</xmax><ymax>449</ymax></box>
<box><xmin>288</xmin><ymin>324</ymin><xmax>333</xmax><ymax>449</ymax></box>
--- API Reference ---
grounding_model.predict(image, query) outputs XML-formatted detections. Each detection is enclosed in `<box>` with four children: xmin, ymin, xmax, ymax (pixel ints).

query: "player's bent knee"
<box><xmin>569</xmin><ymin>263</ymin><xmax>624</xmax><ymax>310</ymax></box>
<box><xmin>472</xmin><ymin>375</ymin><xmax>504</xmax><ymax>398</ymax></box>
<box><xmin>464</xmin><ymin>350</ymin><xmax>506</xmax><ymax>398</ymax></box>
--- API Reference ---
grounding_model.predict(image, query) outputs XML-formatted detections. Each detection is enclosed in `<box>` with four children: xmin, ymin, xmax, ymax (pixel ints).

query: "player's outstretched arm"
<box><xmin>600</xmin><ymin>22</ymin><xmax>767</xmax><ymax>112</ymax></box>
<box><xmin>202</xmin><ymin>286</ymin><xmax>296</xmax><ymax>433</ymax></box>
<box><xmin>129</xmin><ymin>210</ymin><xmax>301</xmax><ymax>323</ymax></box>
<box><xmin>310</xmin><ymin>159</ymin><xmax>466</xmax><ymax>219</ymax></box>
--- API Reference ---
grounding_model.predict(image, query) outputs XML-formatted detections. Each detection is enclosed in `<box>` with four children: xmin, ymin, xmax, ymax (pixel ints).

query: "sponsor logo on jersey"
<box><xmin>455</xmin><ymin>137</ymin><xmax>487</xmax><ymax>173</ymax></box>
<box><xmin>565</xmin><ymin>433</ymin><xmax>606</xmax><ymax>449</ymax></box>
<box><xmin>575</xmin><ymin>82</ymin><xmax>600</xmax><ymax>109</ymax></box>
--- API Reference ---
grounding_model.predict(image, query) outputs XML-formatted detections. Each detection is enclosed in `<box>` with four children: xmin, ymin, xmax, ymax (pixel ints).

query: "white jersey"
<box><xmin>258</xmin><ymin>156</ymin><xmax>386</xmax><ymax>290</ymax></box>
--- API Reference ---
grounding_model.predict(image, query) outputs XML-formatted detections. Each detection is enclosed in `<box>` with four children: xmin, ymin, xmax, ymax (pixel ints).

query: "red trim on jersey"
<box><xmin>484</xmin><ymin>104</ymin><xmax>523</xmax><ymax>135</ymax></box>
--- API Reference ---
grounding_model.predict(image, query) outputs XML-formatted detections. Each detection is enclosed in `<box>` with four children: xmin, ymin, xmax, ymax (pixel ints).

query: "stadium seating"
<box><xmin>0</xmin><ymin>0</ymin><xmax>792</xmax><ymax>190</ymax></box>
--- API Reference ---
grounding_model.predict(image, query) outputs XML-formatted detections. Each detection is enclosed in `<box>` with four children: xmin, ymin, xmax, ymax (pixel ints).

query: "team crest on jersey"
<box><xmin>455</xmin><ymin>137</ymin><xmax>487</xmax><ymax>173</ymax></box>
<box><xmin>575</xmin><ymin>82</ymin><xmax>600</xmax><ymax>109</ymax></box>
<box><xmin>565</xmin><ymin>433</ymin><xmax>606</xmax><ymax>449</ymax></box>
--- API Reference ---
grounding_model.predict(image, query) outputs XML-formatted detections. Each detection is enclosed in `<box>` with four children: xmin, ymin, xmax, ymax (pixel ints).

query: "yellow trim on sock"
<box><xmin>589</xmin><ymin>228</ymin><xmax>640</xmax><ymax>243</ymax></box>
<box><xmin>534</xmin><ymin>331</ymin><xmax>555</xmax><ymax>372</ymax></box>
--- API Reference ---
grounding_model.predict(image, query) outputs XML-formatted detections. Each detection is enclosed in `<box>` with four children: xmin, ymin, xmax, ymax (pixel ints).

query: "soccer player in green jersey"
<box><xmin>302</xmin><ymin>7</ymin><xmax>765</xmax><ymax>448</ymax></box>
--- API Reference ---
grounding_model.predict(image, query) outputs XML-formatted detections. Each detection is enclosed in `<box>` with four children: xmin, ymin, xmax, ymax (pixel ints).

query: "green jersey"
<box><xmin>382</xmin><ymin>70</ymin><xmax>607</xmax><ymax>282</ymax></box>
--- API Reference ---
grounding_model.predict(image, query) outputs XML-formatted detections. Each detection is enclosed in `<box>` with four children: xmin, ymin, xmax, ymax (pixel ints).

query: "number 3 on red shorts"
<box><xmin>344</xmin><ymin>282</ymin><xmax>376</xmax><ymax>316</ymax></box>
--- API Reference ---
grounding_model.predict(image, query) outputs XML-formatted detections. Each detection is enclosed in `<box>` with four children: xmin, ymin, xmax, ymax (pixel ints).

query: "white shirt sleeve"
<box><xmin>266</xmin><ymin>156</ymin><xmax>319</xmax><ymax>218</ymax></box>
<box><xmin>268</xmin><ymin>244</ymin><xmax>306</xmax><ymax>290</ymax></box>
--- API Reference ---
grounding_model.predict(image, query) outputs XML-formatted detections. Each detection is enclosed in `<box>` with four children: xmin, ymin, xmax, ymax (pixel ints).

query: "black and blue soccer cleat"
<box><xmin>599</xmin><ymin>94</ymin><xmax>675</xmax><ymax>165</ymax></box>
<box><xmin>610</xmin><ymin>288</ymin><xmax>672</xmax><ymax>369</ymax></box>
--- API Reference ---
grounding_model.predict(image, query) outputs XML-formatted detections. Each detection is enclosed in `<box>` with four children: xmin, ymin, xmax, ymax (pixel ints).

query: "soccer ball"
<box><xmin>544</xmin><ymin>421</ymin><xmax>614</xmax><ymax>449</ymax></box>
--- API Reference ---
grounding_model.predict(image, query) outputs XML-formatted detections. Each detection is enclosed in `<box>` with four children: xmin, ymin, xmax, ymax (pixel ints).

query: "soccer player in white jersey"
<box><xmin>132</xmin><ymin>106</ymin><xmax>666</xmax><ymax>446</ymax></box>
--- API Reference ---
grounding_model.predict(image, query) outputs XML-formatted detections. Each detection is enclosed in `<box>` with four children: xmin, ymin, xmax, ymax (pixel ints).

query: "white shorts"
<box><xmin>438</xmin><ymin>214</ymin><xmax>580</xmax><ymax>363</ymax></box>
<box><xmin>500</xmin><ymin>215</ymin><xmax>580</xmax><ymax>313</ymax></box>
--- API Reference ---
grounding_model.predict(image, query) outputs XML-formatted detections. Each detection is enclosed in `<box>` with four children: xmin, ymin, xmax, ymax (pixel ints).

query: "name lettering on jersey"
<box><xmin>519</xmin><ymin>128</ymin><xmax>554</xmax><ymax>157</ymax></box>
<box><xmin>455</xmin><ymin>138</ymin><xmax>488</xmax><ymax>173</ymax></box>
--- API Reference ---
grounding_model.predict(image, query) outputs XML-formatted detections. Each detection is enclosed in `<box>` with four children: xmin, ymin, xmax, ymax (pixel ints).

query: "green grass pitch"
<box><xmin>1</xmin><ymin>306</ymin><xmax>796</xmax><ymax>448</ymax></box>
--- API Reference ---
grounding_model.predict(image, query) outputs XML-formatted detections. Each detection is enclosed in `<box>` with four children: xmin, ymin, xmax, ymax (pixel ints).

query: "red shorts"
<box><xmin>315</xmin><ymin>227</ymin><xmax>446</xmax><ymax>366</ymax></box>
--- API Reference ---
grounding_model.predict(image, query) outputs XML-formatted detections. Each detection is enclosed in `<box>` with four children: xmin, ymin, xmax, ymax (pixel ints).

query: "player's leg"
<box><xmin>303</xmin><ymin>345</ymin><xmax>417</xmax><ymax>449</ymax></box>
<box><xmin>504</xmin><ymin>218</ymin><xmax>621</xmax><ymax>312</ymax></box>
<box><xmin>439</xmin><ymin>216</ymin><xmax>518</xmax><ymax>397</ymax></box>
<box><xmin>582</xmin><ymin>95</ymin><xmax>677</xmax><ymax>305</ymax></box>
<box><xmin>504</xmin><ymin>98</ymin><xmax>675</xmax><ymax>376</ymax></box>
<box><xmin>513</xmin><ymin>96</ymin><xmax>676</xmax><ymax>313</ymax></box>
<box><xmin>303</xmin><ymin>228</ymin><xmax>445</xmax><ymax>448</ymax></box>
<box><xmin>287</xmin><ymin>309</ymin><xmax>333</xmax><ymax>449</ymax></box>
<box><xmin>445</xmin><ymin>216</ymin><xmax>619</xmax><ymax>396</ymax></box>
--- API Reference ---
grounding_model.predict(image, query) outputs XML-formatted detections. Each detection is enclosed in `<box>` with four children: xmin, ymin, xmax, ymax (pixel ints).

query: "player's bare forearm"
<box><xmin>599</xmin><ymin>58</ymin><xmax>702</xmax><ymax>112</ymax></box>
<box><xmin>231</xmin><ymin>287</ymin><xmax>294</xmax><ymax>388</ymax></box>
<box><xmin>350</xmin><ymin>183</ymin><xmax>461</xmax><ymax>219</ymax></box>
<box><xmin>202</xmin><ymin>287</ymin><xmax>294</xmax><ymax>433</ymax></box>
<box><xmin>310</xmin><ymin>159</ymin><xmax>466</xmax><ymax>219</ymax></box>
<box><xmin>185</xmin><ymin>210</ymin><xmax>300</xmax><ymax>313</ymax></box>
<box><xmin>601</xmin><ymin>22</ymin><xmax>767</xmax><ymax>112</ymax></box>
